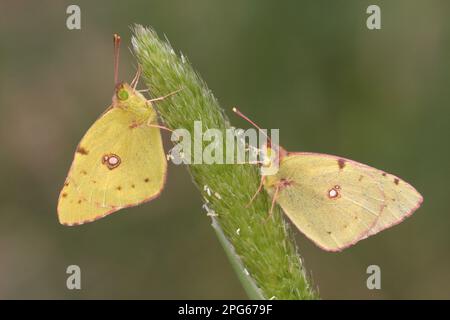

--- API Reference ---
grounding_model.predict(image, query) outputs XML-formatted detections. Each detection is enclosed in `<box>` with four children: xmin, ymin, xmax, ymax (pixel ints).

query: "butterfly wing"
<box><xmin>58</xmin><ymin>179</ymin><xmax>113</xmax><ymax>225</ymax></box>
<box><xmin>364</xmin><ymin>168</ymin><xmax>423</xmax><ymax>237</ymax></box>
<box><xmin>57</xmin><ymin>106</ymin><xmax>167</xmax><ymax>225</ymax></box>
<box><xmin>264</xmin><ymin>152</ymin><xmax>422</xmax><ymax>251</ymax></box>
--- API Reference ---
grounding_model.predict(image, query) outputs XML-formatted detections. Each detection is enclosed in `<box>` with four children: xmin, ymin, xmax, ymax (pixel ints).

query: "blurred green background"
<box><xmin>1</xmin><ymin>0</ymin><xmax>449</xmax><ymax>299</ymax></box>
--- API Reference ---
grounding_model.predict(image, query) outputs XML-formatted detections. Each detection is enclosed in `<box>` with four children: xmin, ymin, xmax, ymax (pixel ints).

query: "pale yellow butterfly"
<box><xmin>233</xmin><ymin>108</ymin><xmax>423</xmax><ymax>252</ymax></box>
<box><xmin>58</xmin><ymin>34</ymin><xmax>175</xmax><ymax>226</ymax></box>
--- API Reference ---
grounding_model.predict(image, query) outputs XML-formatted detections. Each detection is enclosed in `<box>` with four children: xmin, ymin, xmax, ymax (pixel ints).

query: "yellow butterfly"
<box><xmin>233</xmin><ymin>108</ymin><xmax>423</xmax><ymax>252</ymax></box>
<box><xmin>58</xmin><ymin>34</ymin><xmax>174</xmax><ymax>226</ymax></box>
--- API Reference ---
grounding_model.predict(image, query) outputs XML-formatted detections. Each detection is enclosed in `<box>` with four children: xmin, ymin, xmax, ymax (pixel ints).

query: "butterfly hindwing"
<box><xmin>58</xmin><ymin>178</ymin><xmax>113</xmax><ymax>225</ymax></box>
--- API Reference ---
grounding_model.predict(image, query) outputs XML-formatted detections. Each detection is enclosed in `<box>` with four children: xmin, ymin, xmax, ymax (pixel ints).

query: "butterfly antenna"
<box><xmin>232</xmin><ymin>107</ymin><xmax>272</xmax><ymax>145</ymax></box>
<box><xmin>113</xmin><ymin>34</ymin><xmax>121</xmax><ymax>86</ymax></box>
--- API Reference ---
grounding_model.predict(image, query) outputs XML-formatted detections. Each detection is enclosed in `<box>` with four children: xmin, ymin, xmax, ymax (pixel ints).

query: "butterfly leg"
<box><xmin>145</xmin><ymin>121</ymin><xmax>181</xmax><ymax>140</ymax></box>
<box><xmin>130</xmin><ymin>65</ymin><xmax>142</xmax><ymax>89</ymax></box>
<box><xmin>147</xmin><ymin>123</ymin><xmax>174</xmax><ymax>133</ymax></box>
<box><xmin>246</xmin><ymin>175</ymin><xmax>265</xmax><ymax>207</ymax></box>
<box><xmin>147</xmin><ymin>88</ymin><xmax>184</xmax><ymax>103</ymax></box>
<box><xmin>266</xmin><ymin>184</ymin><xmax>281</xmax><ymax>222</ymax></box>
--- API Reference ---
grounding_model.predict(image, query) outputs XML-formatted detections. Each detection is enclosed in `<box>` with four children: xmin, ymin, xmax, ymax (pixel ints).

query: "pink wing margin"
<box><xmin>57</xmin><ymin>169</ymin><xmax>167</xmax><ymax>226</ymax></box>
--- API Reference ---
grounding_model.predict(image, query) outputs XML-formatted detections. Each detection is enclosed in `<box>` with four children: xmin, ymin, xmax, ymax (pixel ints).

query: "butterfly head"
<box><xmin>259</xmin><ymin>144</ymin><xmax>287</xmax><ymax>176</ymax></box>
<box><xmin>112</xmin><ymin>83</ymin><xmax>154</xmax><ymax>122</ymax></box>
<box><xmin>261</xmin><ymin>144</ymin><xmax>275</xmax><ymax>167</ymax></box>
<box><xmin>113</xmin><ymin>82</ymin><xmax>146</xmax><ymax>106</ymax></box>
<box><xmin>115</xmin><ymin>83</ymin><xmax>131</xmax><ymax>101</ymax></box>
<box><xmin>261</xmin><ymin>144</ymin><xmax>287</xmax><ymax>164</ymax></box>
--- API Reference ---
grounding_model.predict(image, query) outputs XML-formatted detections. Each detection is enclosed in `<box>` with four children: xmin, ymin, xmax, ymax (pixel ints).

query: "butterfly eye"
<box><xmin>117</xmin><ymin>88</ymin><xmax>129</xmax><ymax>101</ymax></box>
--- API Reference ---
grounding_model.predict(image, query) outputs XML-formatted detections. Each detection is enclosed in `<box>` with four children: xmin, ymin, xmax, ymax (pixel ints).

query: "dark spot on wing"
<box><xmin>279</xmin><ymin>178</ymin><xmax>294</xmax><ymax>189</ymax></box>
<box><xmin>394</xmin><ymin>178</ymin><xmax>399</xmax><ymax>185</ymax></box>
<box><xmin>129</xmin><ymin>120</ymin><xmax>140</xmax><ymax>129</ymax></box>
<box><xmin>358</xmin><ymin>175</ymin><xmax>364</xmax><ymax>182</ymax></box>
<box><xmin>117</xmin><ymin>186</ymin><xmax>122</xmax><ymax>191</ymax></box>
<box><xmin>131</xmin><ymin>184</ymin><xmax>135</xmax><ymax>188</ymax></box>
<box><xmin>382</xmin><ymin>173</ymin><xmax>387</xmax><ymax>177</ymax></box>
<box><xmin>81</xmin><ymin>170</ymin><xmax>87</xmax><ymax>175</ymax></box>
<box><xmin>76</xmin><ymin>146</ymin><xmax>89</xmax><ymax>155</ymax></box>
<box><xmin>338</xmin><ymin>159</ymin><xmax>346</xmax><ymax>170</ymax></box>
<box><xmin>327</xmin><ymin>231</ymin><xmax>332</xmax><ymax>235</ymax></box>
<box><xmin>78</xmin><ymin>199</ymin><xmax>82</xmax><ymax>204</ymax></box>
<box><xmin>144</xmin><ymin>178</ymin><xmax>149</xmax><ymax>183</ymax></box>
<box><xmin>62</xmin><ymin>193</ymin><xmax>68</xmax><ymax>198</ymax></box>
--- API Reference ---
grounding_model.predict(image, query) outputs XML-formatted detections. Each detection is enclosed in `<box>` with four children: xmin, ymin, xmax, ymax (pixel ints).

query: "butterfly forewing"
<box><xmin>364</xmin><ymin>170</ymin><xmax>423</xmax><ymax>237</ymax></box>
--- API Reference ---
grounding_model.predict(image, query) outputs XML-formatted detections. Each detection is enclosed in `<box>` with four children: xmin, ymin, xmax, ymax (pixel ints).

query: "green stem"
<box><xmin>132</xmin><ymin>25</ymin><xmax>318</xmax><ymax>300</ymax></box>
